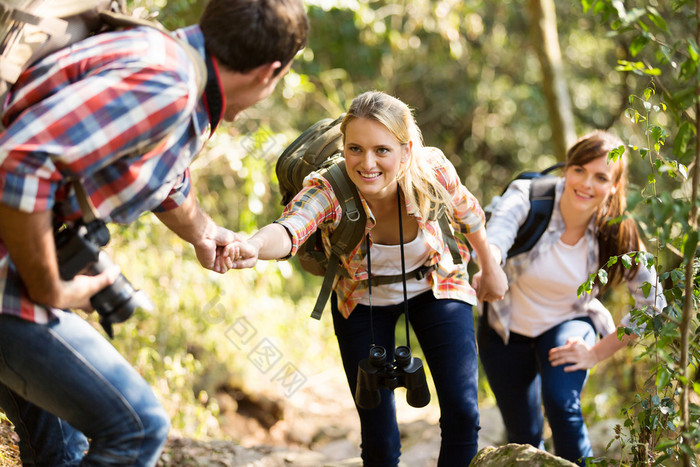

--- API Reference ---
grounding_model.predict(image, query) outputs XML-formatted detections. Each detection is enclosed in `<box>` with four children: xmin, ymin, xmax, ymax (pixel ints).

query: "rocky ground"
<box><xmin>0</xmin><ymin>367</ymin><xmax>622</xmax><ymax>466</ymax></box>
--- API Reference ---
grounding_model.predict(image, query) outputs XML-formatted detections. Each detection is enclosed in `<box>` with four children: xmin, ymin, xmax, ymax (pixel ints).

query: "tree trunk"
<box><xmin>527</xmin><ymin>0</ymin><xmax>577</xmax><ymax>161</ymax></box>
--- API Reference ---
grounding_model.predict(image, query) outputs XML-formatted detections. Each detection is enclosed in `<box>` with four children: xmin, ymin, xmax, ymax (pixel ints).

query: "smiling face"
<box><xmin>343</xmin><ymin>117</ymin><xmax>411</xmax><ymax>202</ymax></box>
<box><xmin>562</xmin><ymin>155</ymin><xmax>620</xmax><ymax>218</ymax></box>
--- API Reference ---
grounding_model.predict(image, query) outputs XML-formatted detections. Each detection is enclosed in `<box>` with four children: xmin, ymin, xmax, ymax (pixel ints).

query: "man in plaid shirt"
<box><xmin>0</xmin><ymin>0</ymin><xmax>308</xmax><ymax>464</ymax></box>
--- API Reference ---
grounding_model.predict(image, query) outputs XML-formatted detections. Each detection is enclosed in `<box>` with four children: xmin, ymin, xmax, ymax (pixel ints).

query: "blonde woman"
<box><xmin>227</xmin><ymin>91</ymin><xmax>507</xmax><ymax>466</ymax></box>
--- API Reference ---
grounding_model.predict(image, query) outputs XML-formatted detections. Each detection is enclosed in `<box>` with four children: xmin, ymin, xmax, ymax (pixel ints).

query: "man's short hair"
<box><xmin>200</xmin><ymin>0</ymin><xmax>309</xmax><ymax>74</ymax></box>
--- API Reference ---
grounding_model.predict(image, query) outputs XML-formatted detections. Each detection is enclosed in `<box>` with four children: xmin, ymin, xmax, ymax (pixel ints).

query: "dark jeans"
<box><xmin>332</xmin><ymin>291</ymin><xmax>480</xmax><ymax>467</ymax></box>
<box><xmin>477</xmin><ymin>313</ymin><xmax>596</xmax><ymax>466</ymax></box>
<box><xmin>0</xmin><ymin>312</ymin><xmax>170</xmax><ymax>466</ymax></box>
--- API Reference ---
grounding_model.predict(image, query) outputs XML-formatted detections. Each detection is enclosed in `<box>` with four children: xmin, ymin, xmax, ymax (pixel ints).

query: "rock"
<box><xmin>469</xmin><ymin>443</ymin><xmax>578</xmax><ymax>467</ymax></box>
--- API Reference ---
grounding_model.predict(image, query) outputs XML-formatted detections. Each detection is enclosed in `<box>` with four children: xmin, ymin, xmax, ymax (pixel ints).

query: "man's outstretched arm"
<box><xmin>155</xmin><ymin>190</ymin><xmax>239</xmax><ymax>273</ymax></box>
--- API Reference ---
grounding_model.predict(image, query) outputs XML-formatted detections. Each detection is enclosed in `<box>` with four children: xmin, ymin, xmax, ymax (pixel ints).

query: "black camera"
<box><xmin>355</xmin><ymin>345</ymin><xmax>431</xmax><ymax>410</ymax></box>
<box><xmin>54</xmin><ymin>219</ymin><xmax>153</xmax><ymax>338</ymax></box>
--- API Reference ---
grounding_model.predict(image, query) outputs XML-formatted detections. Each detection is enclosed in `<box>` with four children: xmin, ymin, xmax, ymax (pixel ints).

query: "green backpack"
<box><xmin>275</xmin><ymin>116</ymin><xmax>463</xmax><ymax>320</ymax></box>
<box><xmin>276</xmin><ymin>115</ymin><xmax>368</xmax><ymax>320</ymax></box>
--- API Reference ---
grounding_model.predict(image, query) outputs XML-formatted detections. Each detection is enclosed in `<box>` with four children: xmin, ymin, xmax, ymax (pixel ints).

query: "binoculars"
<box><xmin>55</xmin><ymin>219</ymin><xmax>153</xmax><ymax>338</ymax></box>
<box><xmin>355</xmin><ymin>345</ymin><xmax>431</xmax><ymax>410</ymax></box>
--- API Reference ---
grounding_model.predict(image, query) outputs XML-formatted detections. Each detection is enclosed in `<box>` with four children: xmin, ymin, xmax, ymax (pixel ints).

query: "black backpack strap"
<box><xmin>310</xmin><ymin>160</ymin><xmax>366</xmax><ymax>320</ymax></box>
<box><xmin>507</xmin><ymin>176</ymin><xmax>558</xmax><ymax>258</ymax></box>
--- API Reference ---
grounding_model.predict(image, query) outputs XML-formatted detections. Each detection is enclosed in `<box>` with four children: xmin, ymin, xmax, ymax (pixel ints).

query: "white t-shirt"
<box><xmin>508</xmin><ymin>236</ymin><xmax>589</xmax><ymax>337</ymax></box>
<box><xmin>358</xmin><ymin>229</ymin><xmax>432</xmax><ymax>306</ymax></box>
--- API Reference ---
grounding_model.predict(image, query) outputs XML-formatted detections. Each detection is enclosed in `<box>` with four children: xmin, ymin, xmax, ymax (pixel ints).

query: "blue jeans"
<box><xmin>477</xmin><ymin>313</ymin><xmax>596</xmax><ymax>466</ymax></box>
<box><xmin>0</xmin><ymin>312</ymin><xmax>170</xmax><ymax>466</ymax></box>
<box><xmin>332</xmin><ymin>291</ymin><xmax>480</xmax><ymax>467</ymax></box>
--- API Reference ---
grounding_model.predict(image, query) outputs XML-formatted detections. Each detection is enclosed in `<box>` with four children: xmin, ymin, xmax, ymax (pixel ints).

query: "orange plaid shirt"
<box><xmin>276</xmin><ymin>148</ymin><xmax>485</xmax><ymax>318</ymax></box>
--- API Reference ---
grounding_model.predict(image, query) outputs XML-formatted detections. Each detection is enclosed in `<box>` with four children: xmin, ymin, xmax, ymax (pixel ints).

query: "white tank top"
<box><xmin>358</xmin><ymin>229</ymin><xmax>433</xmax><ymax>306</ymax></box>
<box><xmin>509</xmin><ymin>236</ymin><xmax>589</xmax><ymax>337</ymax></box>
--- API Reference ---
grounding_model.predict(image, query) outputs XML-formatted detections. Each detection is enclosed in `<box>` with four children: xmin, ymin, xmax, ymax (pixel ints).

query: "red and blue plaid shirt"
<box><xmin>276</xmin><ymin>147</ymin><xmax>485</xmax><ymax>318</ymax></box>
<box><xmin>0</xmin><ymin>25</ymin><xmax>215</xmax><ymax>322</ymax></box>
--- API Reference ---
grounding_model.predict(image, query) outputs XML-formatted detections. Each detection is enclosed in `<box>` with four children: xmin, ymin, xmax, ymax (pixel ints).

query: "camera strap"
<box><xmin>365</xmin><ymin>190</ymin><xmax>412</xmax><ymax>351</ymax></box>
<box><xmin>73</xmin><ymin>180</ymin><xmax>99</xmax><ymax>223</ymax></box>
<box><xmin>396</xmin><ymin>190</ymin><xmax>411</xmax><ymax>349</ymax></box>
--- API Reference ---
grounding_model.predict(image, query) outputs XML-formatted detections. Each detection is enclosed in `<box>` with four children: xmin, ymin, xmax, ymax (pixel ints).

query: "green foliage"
<box><xmin>580</xmin><ymin>1</ymin><xmax>700</xmax><ymax>464</ymax></box>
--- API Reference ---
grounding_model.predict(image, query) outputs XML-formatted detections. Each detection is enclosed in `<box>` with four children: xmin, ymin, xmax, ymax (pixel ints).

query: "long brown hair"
<box><xmin>565</xmin><ymin>130</ymin><xmax>641</xmax><ymax>290</ymax></box>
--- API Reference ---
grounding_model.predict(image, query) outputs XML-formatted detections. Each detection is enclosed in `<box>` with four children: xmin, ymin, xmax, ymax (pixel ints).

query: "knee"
<box><xmin>440</xmin><ymin>400</ymin><xmax>479</xmax><ymax>430</ymax></box>
<box><xmin>543</xmin><ymin>388</ymin><xmax>583</xmax><ymax>420</ymax></box>
<box><xmin>141</xmin><ymin>403</ymin><xmax>170</xmax><ymax>446</ymax></box>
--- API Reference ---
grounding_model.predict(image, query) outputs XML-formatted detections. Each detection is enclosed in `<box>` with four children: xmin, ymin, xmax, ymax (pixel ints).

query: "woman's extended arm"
<box><xmin>227</xmin><ymin>223</ymin><xmax>292</xmax><ymax>269</ymax></box>
<box><xmin>465</xmin><ymin>227</ymin><xmax>508</xmax><ymax>302</ymax></box>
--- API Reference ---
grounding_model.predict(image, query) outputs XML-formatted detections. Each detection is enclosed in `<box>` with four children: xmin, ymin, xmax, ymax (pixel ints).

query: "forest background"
<box><xmin>2</xmin><ymin>0</ymin><xmax>698</xmax><ymax>465</ymax></box>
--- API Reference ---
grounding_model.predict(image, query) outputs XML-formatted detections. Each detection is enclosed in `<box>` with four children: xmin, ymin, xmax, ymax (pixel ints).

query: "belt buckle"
<box><xmin>415</xmin><ymin>264</ymin><xmax>431</xmax><ymax>280</ymax></box>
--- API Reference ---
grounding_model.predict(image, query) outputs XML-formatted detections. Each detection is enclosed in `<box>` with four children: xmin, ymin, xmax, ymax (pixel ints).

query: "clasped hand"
<box><xmin>219</xmin><ymin>239</ymin><xmax>260</xmax><ymax>271</ymax></box>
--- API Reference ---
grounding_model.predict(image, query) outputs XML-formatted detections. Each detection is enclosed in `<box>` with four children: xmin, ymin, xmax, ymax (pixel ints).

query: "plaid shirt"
<box><xmin>484</xmin><ymin>177</ymin><xmax>666</xmax><ymax>343</ymax></box>
<box><xmin>276</xmin><ymin>147</ymin><xmax>485</xmax><ymax>318</ymax></box>
<box><xmin>0</xmin><ymin>25</ymin><xmax>214</xmax><ymax>323</ymax></box>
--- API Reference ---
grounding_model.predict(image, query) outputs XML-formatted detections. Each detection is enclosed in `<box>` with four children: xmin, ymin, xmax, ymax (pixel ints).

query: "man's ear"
<box><xmin>252</xmin><ymin>61</ymin><xmax>282</xmax><ymax>84</ymax></box>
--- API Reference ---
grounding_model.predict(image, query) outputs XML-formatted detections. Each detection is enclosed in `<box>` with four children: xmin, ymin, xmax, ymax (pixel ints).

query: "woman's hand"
<box><xmin>549</xmin><ymin>336</ymin><xmax>599</xmax><ymax>372</ymax></box>
<box><xmin>472</xmin><ymin>244</ymin><xmax>508</xmax><ymax>302</ymax></box>
<box><xmin>223</xmin><ymin>239</ymin><xmax>261</xmax><ymax>270</ymax></box>
<box><xmin>475</xmin><ymin>265</ymin><xmax>508</xmax><ymax>302</ymax></box>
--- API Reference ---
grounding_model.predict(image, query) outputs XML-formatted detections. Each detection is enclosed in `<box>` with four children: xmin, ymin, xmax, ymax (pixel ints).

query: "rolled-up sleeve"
<box><xmin>152</xmin><ymin>169</ymin><xmax>192</xmax><ymax>212</ymax></box>
<box><xmin>430</xmin><ymin>148</ymin><xmax>484</xmax><ymax>234</ymax></box>
<box><xmin>274</xmin><ymin>174</ymin><xmax>341</xmax><ymax>256</ymax></box>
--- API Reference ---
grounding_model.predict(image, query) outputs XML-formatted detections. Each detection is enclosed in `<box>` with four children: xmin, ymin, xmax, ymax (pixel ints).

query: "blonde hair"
<box><xmin>339</xmin><ymin>91</ymin><xmax>454</xmax><ymax>220</ymax></box>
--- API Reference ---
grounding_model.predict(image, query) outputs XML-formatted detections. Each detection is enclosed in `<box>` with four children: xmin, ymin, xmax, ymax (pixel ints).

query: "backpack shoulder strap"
<box><xmin>309</xmin><ymin>159</ymin><xmax>367</xmax><ymax>320</ymax></box>
<box><xmin>506</xmin><ymin>175</ymin><xmax>558</xmax><ymax>258</ymax></box>
<box><xmin>438</xmin><ymin>213</ymin><xmax>463</xmax><ymax>265</ymax></box>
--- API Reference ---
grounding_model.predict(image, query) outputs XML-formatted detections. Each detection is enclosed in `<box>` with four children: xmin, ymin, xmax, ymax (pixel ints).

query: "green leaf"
<box><xmin>607</xmin><ymin>256</ymin><xmax>618</xmax><ymax>267</ymax></box>
<box><xmin>642</xmin><ymin>281</ymin><xmax>652</xmax><ymax>298</ymax></box>
<box><xmin>597</xmin><ymin>269</ymin><xmax>609</xmax><ymax>285</ymax></box>
<box><xmin>621</xmin><ymin>254</ymin><xmax>633</xmax><ymax>269</ymax></box>
<box><xmin>683</xmin><ymin>231</ymin><xmax>699</xmax><ymax>263</ymax></box>
<box><xmin>646</xmin><ymin>8</ymin><xmax>668</xmax><ymax>32</ymax></box>
<box><xmin>673</xmin><ymin>121</ymin><xmax>694</xmax><ymax>157</ymax></box>
<box><xmin>608</xmin><ymin>145</ymin><xmax>625</xmax><ymax>162</ymax></box>
<box><xmin>689</xmin><ymin>39</ymin><xmax>700</xmax><ymax>62</ymax></box>
<box><xmin>629</xmin><ymin>35</ymin><xmax>649</xmax><ymax>57</ymax></box>
<box><xmin>581</xmin><ymin>0</ymin><xmax>594</xmax><ymax>13</ymax></box>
